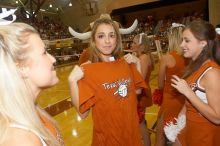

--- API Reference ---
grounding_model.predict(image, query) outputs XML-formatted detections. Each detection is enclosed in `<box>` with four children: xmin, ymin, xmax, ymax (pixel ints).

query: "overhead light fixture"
<box><xmin>15</xmin><ymin>1</ymin><xmax>18</xmax><ymax>4</ymax></box>
<box><xmin>49</xmin><ymin>4</ymin><xmax>52</xmax><ymax>8</ymax></box>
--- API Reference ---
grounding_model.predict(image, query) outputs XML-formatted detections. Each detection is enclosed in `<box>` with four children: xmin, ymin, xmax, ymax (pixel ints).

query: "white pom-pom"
<box><xmin>164</xmin><ymin>120</ymin><xmax>179</xmax><ymax>142</ymax></box>
<box><xmin>164</xmin><ymin>114</ymin><xmax>186</xmax><ymax>142</ymax></box>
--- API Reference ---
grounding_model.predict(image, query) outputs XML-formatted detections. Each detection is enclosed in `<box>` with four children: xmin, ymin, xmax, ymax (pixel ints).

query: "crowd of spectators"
<box><xmin>16</xmin><ymin>15</ymin><xmax>72</xmax><ymax>40</ymax></box>
<box><xmin>15</xmin><ymin>11</ymin><xmax>205</xmax><ymax>65</ymax></box>
<box><xmin>122</xmin><ymin>11</ymin><xmax>205</xmax><ymax>53</ymax></box>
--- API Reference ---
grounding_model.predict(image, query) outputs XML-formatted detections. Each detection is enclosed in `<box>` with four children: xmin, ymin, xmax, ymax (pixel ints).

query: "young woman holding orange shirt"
<box><xmin>69</xmin><ymin>17</ymin><xmax>147</xmax><ymax>146</ymax></box>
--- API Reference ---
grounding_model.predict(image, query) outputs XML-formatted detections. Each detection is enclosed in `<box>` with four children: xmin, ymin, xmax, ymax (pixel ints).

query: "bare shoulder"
<box><xmin>1</xmin><ymin>127</ymin><xmax>43</xmax><ymax>146</ymax></box>
<box><xmin>204</xmin><ymin>68</ymin><xmax>220</xmax><ymax>81</ymax></box>
<box><xmin>202</xmin><ymin>68</ymin><xmax>220</xmax><ymax>88</ymax></box>
<box><xmin>139</xmin><ymin>54</ymin><xmax>149</xmax><ymax>62</ymax></box>
<box><xmin>160</xmin><ymin>53</ymin><xmax>171</xmax><ymax>61</ymax></box>
<box><xmin>140</xmin><ymin>54</ymin><xmax>153</xmax><ymax>69</ymax></box>
<box><xmin>139</xmin><ymin>53</ymin><xmax>147</xmax><ymax>58</ymax></box>
<box><xmin>159</xmin><ymin>53</ymin><xmax>171</xmax><ymax>65</ymax></box>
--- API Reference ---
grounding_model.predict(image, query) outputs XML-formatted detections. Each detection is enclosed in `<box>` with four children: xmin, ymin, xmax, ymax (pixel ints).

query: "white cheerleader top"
<box><xmin>194</xmin><ymin>67</ymin><xmax>212</xmax><ymax>104</ymax></box>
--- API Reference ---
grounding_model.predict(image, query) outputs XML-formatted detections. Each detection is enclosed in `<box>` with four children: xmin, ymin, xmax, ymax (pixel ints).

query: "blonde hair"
<box><xmin>167</xmin><ymin>26</ymin><xmax>184</xmax><ymax>54</ymax></box>
<box><xmin>0</xmin><ymin>23</ymin><xmax>60</xmax><ymax>146</ymax></box>
<box><xmin>89</xmin><ymin>18</ymin><xmax>123</xmax><ymax>62</ymax></box>
<box><xmin>135</xmin><ymin>33</ymin><xmax>152</xmax><ymax>54</ymax></box>
<box><xmin>134</xmin><ymin>34</ymin><xmax>154</xmax><ymax>68</ymax></box>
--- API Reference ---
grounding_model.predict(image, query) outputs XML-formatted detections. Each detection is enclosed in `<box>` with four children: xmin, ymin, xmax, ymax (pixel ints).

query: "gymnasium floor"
<box><xmin>37</xmin><ymin>62</ymin><xmax>160</xmax><ymax>146</ymax></box>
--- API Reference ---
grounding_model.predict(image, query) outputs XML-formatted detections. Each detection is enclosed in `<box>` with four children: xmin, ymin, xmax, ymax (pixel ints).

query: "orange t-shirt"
<box><xmin>179</xmin><ymin>60</ymin><xmax>220</xmax><ymax>146</ymax></box>
<box><xmin>158</xmin><ymin>51</ymin><xmax>186</xmax><ymax>120</ymax></box>
<box><xmin>78</xmin><ymin>59</ymin><xmax>147</xmax><ymax>146</ymax></box>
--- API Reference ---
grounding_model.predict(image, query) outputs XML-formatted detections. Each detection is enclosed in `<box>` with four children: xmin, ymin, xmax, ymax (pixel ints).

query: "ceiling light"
<box><xmin>69</xmin><ymin>2</ymin><xmax>72</xmax><ymax>7</ymax></box>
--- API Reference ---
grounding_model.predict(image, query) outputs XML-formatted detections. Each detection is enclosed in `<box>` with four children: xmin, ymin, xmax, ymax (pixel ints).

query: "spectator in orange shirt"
<box><xmin>78</xmin><ymin>48</ymin><xmax>90</xmax><ymax>65</ymax></box>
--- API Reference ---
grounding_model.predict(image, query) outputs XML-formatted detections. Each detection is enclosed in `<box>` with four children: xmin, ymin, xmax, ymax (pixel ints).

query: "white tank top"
<box><xmin>10</xmin><ymin>123</ymin><xmax>47</xmax><ymax>146</ymax></box>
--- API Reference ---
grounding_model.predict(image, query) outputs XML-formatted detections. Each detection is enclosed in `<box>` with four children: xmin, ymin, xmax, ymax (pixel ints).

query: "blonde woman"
<box><xmin>0</xmin><ymin>23</ymin><xmax>64</xmax><ymax>146</ymax></box>
<box><xmin>127</xmin><ymin>33</ymin><xmax>154</xmax><ymax>146</ymax></box>
<box><xmin>155</xmin><ymin>24</ymin><xmax>187</xmax><ymax>146</ymax></box>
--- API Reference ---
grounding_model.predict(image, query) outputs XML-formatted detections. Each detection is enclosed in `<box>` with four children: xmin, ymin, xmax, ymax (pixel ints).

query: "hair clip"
<box><xmin>171</xmin><ymin>23</ymin><xmax>185</xmax><ymax>28</ymax></box>
<box><xmin>169</xmin><ymin>23</ymin><xmax>185</xmax><ymax>34</ymax></box>
<box><xmin>139</xmin><ymin>33</ymin><xmax>145</xmax><ymax>44</ymax></box>
<box><xmin>216</xmin><ymin>28</ymin><xmax>220</xmax><ymax>35</ymax></box>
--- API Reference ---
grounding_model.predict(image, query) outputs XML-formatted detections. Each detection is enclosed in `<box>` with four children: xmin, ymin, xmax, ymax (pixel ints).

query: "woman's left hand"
<box><xmin>171</xmin><ymin>75</ymin><xmax>193</xmax><ymax>98</ymax></box>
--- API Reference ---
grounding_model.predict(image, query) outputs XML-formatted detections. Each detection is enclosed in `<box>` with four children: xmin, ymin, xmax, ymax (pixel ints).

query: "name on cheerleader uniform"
<box><xmin>102</xmin><ymin>78</ymin><xmax>131</xmax><ymax>90</ymax></box>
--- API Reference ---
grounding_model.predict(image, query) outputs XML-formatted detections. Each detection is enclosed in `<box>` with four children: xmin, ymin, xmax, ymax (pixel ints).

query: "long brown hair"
<box><xmin>182</xmin><ymin>20</ymin><xmax>217</xmax><ymax>79</ymax></box>
<box><xmin>212</xmin><ymin>37</ymin><xmax>220</xmax><ymax>65</ymax></box>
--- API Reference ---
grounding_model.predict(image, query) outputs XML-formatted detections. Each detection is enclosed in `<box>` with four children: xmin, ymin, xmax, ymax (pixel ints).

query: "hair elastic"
<box><xmin>139</xmin><ymin>33</ymin><xmax>145</xmax><ymax>44</ymax></box>
<box><xmin>216</xmin><ymin>28</ymin><xmax>220</xmax><ymax>35</ymax></box>
<box><xmin>171</xmin><ymin>23</ymin><xmax>185</xmax><ymax>28</ymax></box>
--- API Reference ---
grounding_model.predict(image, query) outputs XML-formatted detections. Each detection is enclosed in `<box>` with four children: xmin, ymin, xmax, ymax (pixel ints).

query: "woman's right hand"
<box><xmin>68</xmin><ymin>65</ymin><xmax>84</xmax><ymax>83</ymax></box>
<box><xmin>171</xmin><ymin>75</ymin><xmax>193</xmax><ymax>98</ymax></box>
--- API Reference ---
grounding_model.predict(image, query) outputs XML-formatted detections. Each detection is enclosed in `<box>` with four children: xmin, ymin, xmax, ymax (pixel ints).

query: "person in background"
<box><xmin>0</xmin><ymin>22</ymin><xmax>64</xmax><ymax>146</ymax></box>
<box><xmin>78</xmin><ymin>48</ymin><xmax>91</xmax><ymax>65</ymax></box>
<box><xmin>155</xmin><ymin>24</ymin><xmax>187</xmax><ymax>146</ymax></box>
<box><xmin>171</xmin><ymin>20</ymin><xmax>220</xmax><ymax>146</ymax></box>
<box><xmin>128</xmin><ymin>33</ymin><xmax>154</xmax><ymax>146</ymax></box>
<box><xmin>68</xmin><ymin>17</ymin><xmax>147</xmax><ymax>146</ymax></box>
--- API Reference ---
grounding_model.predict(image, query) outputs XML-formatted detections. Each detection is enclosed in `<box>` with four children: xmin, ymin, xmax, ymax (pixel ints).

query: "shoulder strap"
<box><xmin>196</xmin><ymin>67</ymin><xmax>212</xmax><ymax>90</ymax></box>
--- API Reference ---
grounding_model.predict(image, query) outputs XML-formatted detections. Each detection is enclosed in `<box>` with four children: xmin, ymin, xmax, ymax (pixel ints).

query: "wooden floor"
<box><xmin>37</xmin><ymin>62</ymin><xmax>160</xmax><ymax>146</ymax></box>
